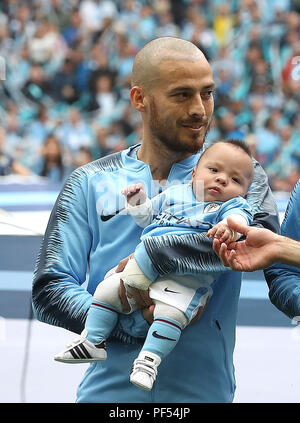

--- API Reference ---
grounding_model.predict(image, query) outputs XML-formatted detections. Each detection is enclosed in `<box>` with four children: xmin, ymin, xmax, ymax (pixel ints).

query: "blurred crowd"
<box><xmin>1</xmin><ymin>0</ymin><xmax>300</xmax><ymax>192</ymax></box>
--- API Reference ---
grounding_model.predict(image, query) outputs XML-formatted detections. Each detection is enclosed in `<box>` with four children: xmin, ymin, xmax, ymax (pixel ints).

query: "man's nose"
<box><xmin>188</xmin><ymin>94</ymin><xmax>205</xmax><ymax>117</ymax></box>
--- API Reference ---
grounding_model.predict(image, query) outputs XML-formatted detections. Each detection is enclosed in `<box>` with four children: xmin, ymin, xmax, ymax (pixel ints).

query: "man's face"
<box><xmin>145</xmin><ymin>58</ymin><xmax>215</xmax><ymax>154</ymax></box>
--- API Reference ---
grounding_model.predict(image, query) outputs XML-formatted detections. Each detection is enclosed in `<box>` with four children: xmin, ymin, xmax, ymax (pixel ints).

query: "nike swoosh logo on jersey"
<box><xmin>100</xmin><ymin>207</ymin><xmax>125</xmax><ymax>222</ymax></box>
<box><xmin>164</xmin><ymin>287</ymin><xmax>180</xmax><ymax>294</ymax></box>
<box><xmin>152</xmin><ymin>331</ymin><xmax>176</xmax><ymax>341</ymax></box>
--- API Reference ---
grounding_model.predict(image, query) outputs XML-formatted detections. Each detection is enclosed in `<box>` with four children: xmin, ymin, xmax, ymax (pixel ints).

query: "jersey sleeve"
<box><xmin>125</xmin><ymin>197</ymin><xmax>154</xmax><ymax>228</ymax></box>
<box><xmin>264</xmin><ymin>180</ymin><xmax>300</xmax><ymax>319</ymax></box>
<box><xmin>32</xmin><ymin>168</ymin><xmax>94</xmax><ymax>334</ymax></box>
<box><xmin>218</xmin><ymin>196</ymin><xmax>253</xmax><ymax>225</ymax></box>
<box><xmin>134</xmin><ymin>160</ymin><xmax>280</xmax><ymax>282</ymax></box>
<box><xmin>32</xmin><ymin>164</ymin><xmax>152</xmax><ymax>341</ymax></box>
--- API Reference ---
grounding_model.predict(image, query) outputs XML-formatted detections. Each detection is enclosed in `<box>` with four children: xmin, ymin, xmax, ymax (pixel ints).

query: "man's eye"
<box><xmin>201</xmin><ymin>91</ymin><xmax>213</xmax><ymax>99</ymax></box>
<box><xmin>175</xmin><ymin>92</ymin><xmax>188</xmax><ymax>99</ymax></box>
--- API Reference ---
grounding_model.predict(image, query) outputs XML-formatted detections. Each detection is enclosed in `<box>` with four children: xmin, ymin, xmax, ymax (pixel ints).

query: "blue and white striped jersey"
<box><xmin>32</xmin><ymin>144</ymin><xmax>280</xmax><ymax>403</ymax></box>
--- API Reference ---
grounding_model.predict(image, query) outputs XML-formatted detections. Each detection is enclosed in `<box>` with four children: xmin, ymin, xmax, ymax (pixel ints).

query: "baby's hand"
<box><xmin>207</xmin><ymin>223</ymin><xmax>237</xmax><ymax>244</ymax></box>
<box><xmin>121</xmin><ymin>183</ymin><xmax>147</xmax><ymax>207</ymax></box>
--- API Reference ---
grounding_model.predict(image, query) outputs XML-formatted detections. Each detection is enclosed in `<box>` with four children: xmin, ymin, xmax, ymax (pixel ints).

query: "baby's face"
<box><xmin>192</xmin><ymin>142</ymin><xmax>254</xmax><ymax>202</ymax></box>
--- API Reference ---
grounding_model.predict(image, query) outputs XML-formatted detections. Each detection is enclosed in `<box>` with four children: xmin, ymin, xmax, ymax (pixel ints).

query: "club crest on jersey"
<box><xmin>204</xmin><ymin>203</ymin><xmax>221</xmax><ymax>213</ymax></box>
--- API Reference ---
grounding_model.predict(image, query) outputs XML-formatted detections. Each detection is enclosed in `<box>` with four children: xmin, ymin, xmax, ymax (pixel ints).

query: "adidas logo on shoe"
<box><xmin>54</xmin><ymin>330</ymin><xmax>107</xmax><ymax>364</ymax></box>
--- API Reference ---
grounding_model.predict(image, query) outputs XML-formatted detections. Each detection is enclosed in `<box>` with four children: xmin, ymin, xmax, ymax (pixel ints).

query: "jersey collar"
<box><xmin>122</xmin><ymin>143</ymin><xmax>202</xmax><ymax>173</ymax></box>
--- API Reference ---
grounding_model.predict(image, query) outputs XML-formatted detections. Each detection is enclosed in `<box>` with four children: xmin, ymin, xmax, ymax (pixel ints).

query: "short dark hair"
<box><xmin>223</xmin><ymin>138</ymin><xmax>252</xmax><ymax>157</ymax></box>
<box><xmin>200</xmin><ymin>138</ymin><xmax>252</xmax><ymax>160</ymax></box>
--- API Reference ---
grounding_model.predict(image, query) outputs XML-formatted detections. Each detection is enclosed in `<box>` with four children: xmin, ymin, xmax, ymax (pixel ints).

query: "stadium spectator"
<box><xmin>28</xmin><ymin>20</ymin><xmax>67</xmax><ymax>66</ymax></box>
<box><xmin>85</xmin><ymin>73</ymin><xmax>116</xmax><ymax>118</ymax></box>
<box><xmin>0</xmin><ymin>0</ymin><xmax>299</xmax><ymax>192</ymax></box>
<box><xmin>21</xmin><ymin>63</ymin><xmax>51</xmax><ymax>105</ymax></box>
<box><xmin>254</xmin><ymin>116</ymin><xmax>281</xmax><ymax>168</ymax></box>
<box><xmin>61</xmin><ymin>8</ymin><xmax>83</xmax><ymax>48</ymax></box>
<box><xmin>34</xmin><ymin>134</ymin><xmax>69</xmax><ymax>183</ymax></box>
<box><xmin>0</xmin><ymin>127</ymin><xmax>31</xmax><ymax>176</ymax></box>
<box><xmin>72</xmin><ymin>146</ymin><xmax>94</xmax><ymax>170</ymax></box>
<box><xmin>56</xmin><ymin>107</ymin><xmax>93</xmax><ymax>154</ymax></box>
<box><xmin>50</xmin><ymin>57</ymin><xmax>80</xmax><ymax>104</ymax></box>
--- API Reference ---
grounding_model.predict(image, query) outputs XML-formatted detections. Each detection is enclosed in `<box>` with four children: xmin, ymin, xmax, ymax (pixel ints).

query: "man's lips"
<box><xmin>182</xmin><ymin>121</ymin><xmax>206</xmax><ymax>131</ymax></box>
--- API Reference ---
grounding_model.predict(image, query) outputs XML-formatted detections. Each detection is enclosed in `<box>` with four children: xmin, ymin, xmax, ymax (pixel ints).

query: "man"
<box><xmin>32</xmin><ymin>37</ymin><xmax>279</xmax><ymax>403</ymax></box>
<box><xmin>214</xmin><ymin>180</ymin><xmax>300</xmax><ymax>321</ymax></box>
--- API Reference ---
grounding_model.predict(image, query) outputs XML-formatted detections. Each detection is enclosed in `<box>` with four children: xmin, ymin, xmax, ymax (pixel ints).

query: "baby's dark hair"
<box><xmin>199</xmin><ymin>138</ymin><xmax>252</xmax><ymax>162</ymax></box>
<box><xmin>223</xmin><ymin>138</ymin><xmax>252</xmax><ymax>157</ymax></box>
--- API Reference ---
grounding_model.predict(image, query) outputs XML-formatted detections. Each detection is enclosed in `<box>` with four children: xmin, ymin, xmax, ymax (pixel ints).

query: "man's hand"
<box><xmin>116</xmin><ymin>255</ymin><xmax>209</xmax><ymax>326</ymax></box>
<box><xmin>189</xmin><ymin>298</ymin><xmax>209</xmax><ymax>324</ymax></box>
<box><xmin>213</xmin><ymin>216</ymin><xmax>280</xmax><ymax>272</ymax></box>
<box><xmin>121</xmin><ymin>257</ymin><xmax>152</xmax><ymax>290</ymax></box>
<box><xmin>118</xmin><ymin>279</ymin><xmax>154</xmax><ymax>323</ymax></box>
<box><xmin>118</xmin><ymin>278</ymin><xmax>209</xmax><ymax>325</ymax></box>
<box><xmin>115</xmin><ymin>253</ymin><xmax>134</xmax><ymax>273</ymax></box>
<box><xmin>116</xmin><ymin>254</ymin><xmax>154</xmax><ymax>318</ymax></box>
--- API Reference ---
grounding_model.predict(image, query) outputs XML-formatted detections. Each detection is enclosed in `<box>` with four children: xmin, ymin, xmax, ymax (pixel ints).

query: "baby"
<box><xmin>55</xmin><ymin>139</ymin><xmax>254</xmax><ymax>391</ymax></box>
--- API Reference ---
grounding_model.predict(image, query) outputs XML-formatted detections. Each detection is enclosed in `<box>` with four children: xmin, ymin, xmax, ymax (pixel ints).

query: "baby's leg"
<box><xmin>130</xmin><ymin>300</ymin><xmax>188</xmax><ymax>390</ymax></box>
<box><xmin>54</xmin><ymin>273</ymin><xmax>124</xmax><ymax>364</ymax></box>
<box><xmin>85</xmin><ymin>273</ymin><xmax>124</xmax><ymax>344</ymax></box>
<box><xmin>142</xmin><ymin>300</ymin><xmax>188</xmax><ymax>359</ymax></box>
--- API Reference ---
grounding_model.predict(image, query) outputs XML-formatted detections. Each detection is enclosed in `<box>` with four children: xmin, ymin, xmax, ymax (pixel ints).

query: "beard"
<box><xmin>148</xmin><ymin>97</ymin><xmax>212</xmax><ymax>154</ymax></box>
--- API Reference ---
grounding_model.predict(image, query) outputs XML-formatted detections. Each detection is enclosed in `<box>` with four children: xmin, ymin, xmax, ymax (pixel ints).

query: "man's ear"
<box><xmin>191</xmin><ymin>166</ymin><xmax>197</xmax><ymax>181</ymax></box>
<box><xmin>130</xmin><ymin>86</ymin><xmax>146</xmax><ymax>112</ymax></box>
